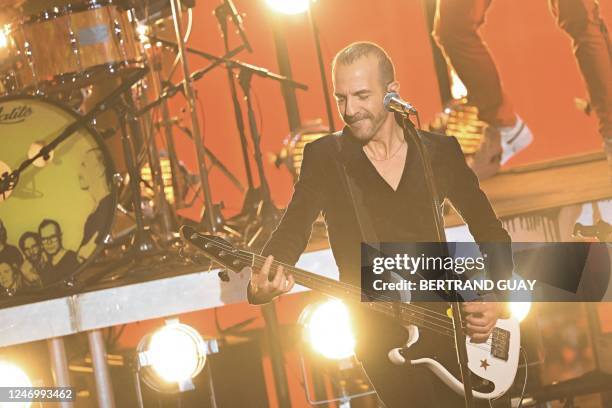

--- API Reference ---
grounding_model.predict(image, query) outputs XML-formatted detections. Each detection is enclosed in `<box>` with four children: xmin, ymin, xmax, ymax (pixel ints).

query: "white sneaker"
<box><xmin>499</xmin><ymin>116</ymin><xmax>533</xmax><ymax>164</ymax></box>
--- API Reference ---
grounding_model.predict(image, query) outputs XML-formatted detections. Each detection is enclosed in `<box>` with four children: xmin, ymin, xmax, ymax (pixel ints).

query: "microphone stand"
<box><xmin>236</xmin><ymin>67</ymin><xmax>279</xmax><ymax>246</ymax></box>
<box><xmin>214</xmin><ymin>3</ymin><xmax>258</xmax><ymax>217</ymax></box>
<box><xmin>169</xmin><ymin>0</ymin><xmax>218</xmax><ymax>233</ymax></box>
<box><xmin>399</xmin><ymin>114</ymin><xmax>475</xmax><ymax>408</ymax></box>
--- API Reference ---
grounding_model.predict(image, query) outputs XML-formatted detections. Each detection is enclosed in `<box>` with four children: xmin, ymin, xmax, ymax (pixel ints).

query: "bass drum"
<box><xmin>0</xmin><ymin>95</ymin><xmax>116</xmax><ymax>296</ymax></box>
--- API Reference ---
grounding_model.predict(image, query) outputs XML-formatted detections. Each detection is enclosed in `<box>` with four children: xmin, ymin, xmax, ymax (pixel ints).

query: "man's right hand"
<box><xmin>247</xmin><ymin>255</ymin><xmax>295</xmax><ymax>304</ymax></box>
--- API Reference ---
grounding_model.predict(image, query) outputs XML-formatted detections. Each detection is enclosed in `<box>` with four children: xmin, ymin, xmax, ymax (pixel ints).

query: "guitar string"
<box><xmin>197</xmin><ymin>237</ymin><xmax>506</xmax><ymax>353</ymax></box>
<box><xmin>199</xmin><ymin>237</ymin><xmax>458</xmax><ymax>336</ymax></box>
<box><xmin>199</xmin><ymin>237</ymin><xmax>501</xmax><ymax>352</ymax></box>
<box><xmin>201</xmin><ymin>237</ymin><xmax>453</xmax><ymax>324</ymax></box>
<box><xmin>201</xmin><ymin>239</ymin><xmax>501</xmax><ymax>354</ymax></box>
<box><xmin>201</xmin><ymin>236</ymin><xmax>491</xmax><ymax>330</ymax></box>
<box><xmin>245</xmin><ymin>250</ymin><xmax>501</xmax><ymax>353</ymax></box>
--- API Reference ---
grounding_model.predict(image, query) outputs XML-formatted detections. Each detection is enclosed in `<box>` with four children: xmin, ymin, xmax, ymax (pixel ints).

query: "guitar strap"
<box><xmin>333</xmin><ymin>132</ymin><xmax>393</xmax><ymax>305</ymax></box>
<box><xmin>332</xmin><ymin>131</ymin><xmax>379</xmax><ymax>244</ymax></box>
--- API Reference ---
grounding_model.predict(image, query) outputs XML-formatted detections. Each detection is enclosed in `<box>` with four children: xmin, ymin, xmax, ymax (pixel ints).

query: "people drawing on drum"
<box><xmin>0</xmin><ymin>219</ymin><xmax>23</xmax><ymax>269</ymax></box>
<box><xmin>77</xmin><ymin>148</ymin><xmax>112</xmax><ymax>263</ymax></box>
<box><xmin>18</xmin><ymin>231</ymin><xmax>45</xmax><ymax>288</ymax></box>
<box><xmin>0</xmin><ymin>261</ymin><xmax>22</xmax><ymax>296</ymax></box>
<box><xmin>38</xmin><ymin>219</ymin><xmax>79</xmax><ymax>285</ymax></box>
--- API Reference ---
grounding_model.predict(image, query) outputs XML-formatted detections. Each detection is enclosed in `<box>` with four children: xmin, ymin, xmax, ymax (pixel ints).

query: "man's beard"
<box><xmin>344</xmin><ymin>110</ymin><xmax>386</xmax><ymax>142</ymax></box>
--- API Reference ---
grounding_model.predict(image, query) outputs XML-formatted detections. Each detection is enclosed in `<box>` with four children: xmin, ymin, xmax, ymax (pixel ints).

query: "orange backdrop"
<box><xmin>163</xmin><ymin>0</ymin><xmax>611</xmax><ymax>220</ymax></box>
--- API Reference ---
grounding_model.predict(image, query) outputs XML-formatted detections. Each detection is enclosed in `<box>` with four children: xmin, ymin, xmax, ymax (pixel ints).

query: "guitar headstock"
<box><xmin>179</xmin><ymin>225</ymin><xmax>252</xmax><ymax>272</ymax></box>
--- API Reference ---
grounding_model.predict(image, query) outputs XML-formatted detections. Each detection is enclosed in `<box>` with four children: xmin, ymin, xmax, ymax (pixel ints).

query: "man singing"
<box><xmin>247</xmin><ymin>42</ymin><xmax>513</xmax><ymax>407</ymax></box>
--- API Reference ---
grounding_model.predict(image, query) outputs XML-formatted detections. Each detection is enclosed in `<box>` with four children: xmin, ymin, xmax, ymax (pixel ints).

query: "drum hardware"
<box><xmin>112</xmin><ymin>94</ymin><xmax>157</xmax><ymax>254</ymax></box>
<box><xmin>0</xmin><ymin>68</ymin><xmax>148</xmax><ymax>199</ymax></box>
<box><xmin>132</xmin><ymin>74</ymin><xmax>176</xmax><ymax>244</ymax></box>
<box><xmin>132</xmin><ymin>0</ymin><xmax>196</xmax><ymax>25</ymax></box>
<box><xmin>7</xmin><ymin>1</ymin><xmax>144</xmax><ymax>93</ymax></box>
<box><xmin>167</xmin><ymin>0</ymin><xmax>218</xmax><ymax>234</ymax></box>
<box><xmin>135</xmin><ymin>36</ymin><xmax>245</xmax><ymax>234</ymax></box>
<box><xmin>0</xmin><ymin>69</ymin><xmax>150</xmax><ymax>302</ymax></box>
<box><xmin>147</xmin><ymin>34</ymin><xmax>308</xmax><ymax>247</ymax></box>
<box><xmin>170</xmin><ymin>122</ymin><xmax>245</xmax><ymax>196</ymax></box>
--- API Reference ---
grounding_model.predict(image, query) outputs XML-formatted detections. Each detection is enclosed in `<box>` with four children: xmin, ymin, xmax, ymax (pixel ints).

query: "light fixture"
<box><xmin>300</xmin><ymin>300</ymin><xmax>356</xmax><ymax>360</ymax></box>
<box><xmin>265</xmin><ymin>0</ymin><xmax>310</xmax><ymax>15</ymax></box>
<box><xmin>0</xmin><ymin>360</ymin><xmax>33</xmax><ymax>408</ymax></box>
<box><xmin>137</xmin><ymin>320</ymin><xmax>212</xmax><ymax>393</ymax></box>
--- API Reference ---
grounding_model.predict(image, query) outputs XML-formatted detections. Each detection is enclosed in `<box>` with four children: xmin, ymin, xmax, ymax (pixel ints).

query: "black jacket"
<box><xmin>261</xmin><ymin>126</ymin><xmax>513</xmax><ymax>287</ymax></box>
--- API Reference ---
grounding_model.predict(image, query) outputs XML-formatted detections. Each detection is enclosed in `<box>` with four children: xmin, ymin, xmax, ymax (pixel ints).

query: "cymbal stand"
<box><xmin>149</xmin><ymin>31</ymin><xmax>185</xmax><ymax>210</ymax></box>
<box><xmin>133</xmin><ymin>77</ymin><xmax>176</xmax><ymax>243</ymax></box>
<box><xmin>169</xmin><ymin>0</ymin><xmax>219</xmax><ymax>233</ymax></box>
<box><xmin>114</xmin><ymin>95</ymin><xmax>156</xmax><ymax>253</ymax></box>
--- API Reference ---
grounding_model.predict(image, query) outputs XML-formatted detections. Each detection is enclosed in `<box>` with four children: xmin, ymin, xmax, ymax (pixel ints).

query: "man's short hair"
<box><xmin>19</xmin><ymin>232</ymin><xmax>40</xmax><ymax>251</ymax></box>
<box><xmin>332</xmin><ymin>41</ymin><xmax>395</xmax><ymax>88</ymax></box>
<box><xmin>39</xmin><ymin>219</ymin><xmax>61</xmax><ymax>235</ymax></box>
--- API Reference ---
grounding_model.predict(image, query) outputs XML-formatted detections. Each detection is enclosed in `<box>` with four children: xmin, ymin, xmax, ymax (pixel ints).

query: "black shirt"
<box><xmin>350</xmin><ymin>132</ymin><xmax>436</xmax><ymax>243</ymax></box>
<box><xmin>41</xmin><ymin>250</ymin><xmax>80</xmax><ymax>286</ymax></box>
<box><xmin>262</xmin><ymin>127</ymin><xmax>512</xmax><ymax>286</ymax></box>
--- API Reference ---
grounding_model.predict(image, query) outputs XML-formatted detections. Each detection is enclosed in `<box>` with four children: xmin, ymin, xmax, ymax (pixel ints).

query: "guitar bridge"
<box><xmin>491</xmin><ymin>327</ymin><xmax>510</xmax><ymax>361</ymax></box>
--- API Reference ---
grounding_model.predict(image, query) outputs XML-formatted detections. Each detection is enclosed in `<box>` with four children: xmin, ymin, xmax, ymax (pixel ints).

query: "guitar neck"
<box><xmin>245</xmin><ymin>251</ymin><xmax>442</xmax><ymax>330</ymax></box>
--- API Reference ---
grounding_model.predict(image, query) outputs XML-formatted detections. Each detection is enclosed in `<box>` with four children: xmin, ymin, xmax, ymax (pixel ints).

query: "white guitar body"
<box><xmin>388</xmin><ymin>317</ymin><xmax>520</xmax><ymax>400</ymax></box>
<box><xmin>386</xmin><ymin>271</ymin><xmax>521</xmax><ymax>400</ymax></box>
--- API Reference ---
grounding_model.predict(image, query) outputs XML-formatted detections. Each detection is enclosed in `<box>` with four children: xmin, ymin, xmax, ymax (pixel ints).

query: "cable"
<box><xmin>517</xmin><ymin>347</ymin><xmax>528</xmax><ymax>408</ymax></box>
<box><xmin>252</xmin><ymin>85</ymin><xmax>264</xmax><ymax>137</ymax></box>
<box><xmin>490</xmin><ymin>347</ymin><xmax>528</xmax><ymax>408</ymax></box>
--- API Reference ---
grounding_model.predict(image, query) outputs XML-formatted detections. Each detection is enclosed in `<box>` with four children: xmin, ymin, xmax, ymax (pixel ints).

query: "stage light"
<box><xmin>509</xmin><ymin>302</ymin><xmax>531</xmax><ymax>322</ymax></box>
<box><xmin>137</xmin><ymin>321</ymin><xmax>208</xmax><ymax>393</ymax></box>
<box><xmin>266</xmin><ymin>0</ymin><xmax>310</xmax><ymax>15</ymax></box>
<box><xmin>0</xmin><ymin>361</ymin><xmax>32</xmax><ymax>408</ymax></box>
<box><xmin>300</xmin><ymin>300</ymin><xmax>355</xmax><ymax>360</ymax></box>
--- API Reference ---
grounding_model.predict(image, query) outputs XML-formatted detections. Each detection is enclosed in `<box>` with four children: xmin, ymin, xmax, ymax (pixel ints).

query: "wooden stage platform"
<box><xmin>444</xmin><ymin>151</ymin><xmax>612</xmax><ymax>228</ymax></box>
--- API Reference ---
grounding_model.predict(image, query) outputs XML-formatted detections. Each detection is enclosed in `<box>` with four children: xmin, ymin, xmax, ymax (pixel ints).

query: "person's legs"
<box><xmin>433</xmin><ymin>0</ymin><xmax>514</xmax><ymax>127</ymax></box>
<box><xmin>549</xmin><ymin>0</ymin><xmax>612</xmax><ymax>141</ymax></box>
<box><xmin>433</xmin><ymin>0</ymin><xmax>533</xmax><ymax>167</ymax></box>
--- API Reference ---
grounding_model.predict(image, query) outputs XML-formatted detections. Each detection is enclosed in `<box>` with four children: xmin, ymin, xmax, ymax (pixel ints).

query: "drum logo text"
<box><xmin>0</xmin><ymin>105</ymin><xmax>33</xmax><ymax>125</ymax></box>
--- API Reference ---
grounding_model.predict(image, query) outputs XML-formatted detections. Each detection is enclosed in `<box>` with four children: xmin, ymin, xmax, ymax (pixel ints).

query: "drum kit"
<box><xmin>0</xmin><ymin>0</ymin><xmax>310</xmax><ymax>301</ymax></box>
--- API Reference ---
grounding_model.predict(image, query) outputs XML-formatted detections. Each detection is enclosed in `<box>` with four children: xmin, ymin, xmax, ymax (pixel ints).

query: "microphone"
<box><xmin>222</xmin><ymin>0</ymin><xmax>253</xmax><ymax>53</ymax></box>
<box><xmin>383</xmin><ymin>92</ymin><xmax>418</xmax><ymax>116</ymax></box>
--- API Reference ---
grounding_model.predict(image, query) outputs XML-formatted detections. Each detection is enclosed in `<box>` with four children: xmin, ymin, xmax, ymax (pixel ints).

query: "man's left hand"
<box><xmin>462</xmin><ymin>301</ymin><xmax>504</xmax><ymax>343</ymax></box>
